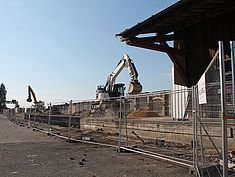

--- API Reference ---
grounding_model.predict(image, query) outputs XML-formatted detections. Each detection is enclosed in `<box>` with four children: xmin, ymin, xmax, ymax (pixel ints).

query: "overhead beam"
<box><xmin>121</xmin><ymin>34</ymin><xmax>180</xmax><ymax>43</ymax></box>
<box><xmin>125</xmin><ymin>37</ymin><xmax>185</xmax><ymax>56</ymax></box>
<box><xmin>162</xmin><ymin>42</ymin><xmax>188</xmax><ymax>85</ymax></box>
<box><xmin>123</xmin><ymin>37</ymin><xmax>188</xmax><ymax>85</ymax></box>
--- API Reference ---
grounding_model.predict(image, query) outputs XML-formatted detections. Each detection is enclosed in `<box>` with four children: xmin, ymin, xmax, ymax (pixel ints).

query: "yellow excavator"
<box><xmin>26</xmin><ymin>85</ymin><xmax>45</xmax><ymax>112</ymax></box>
<box><xmin>96</xmin><ymin>54</ymin><xmax>142</xmax><ymax>100</ymax></box>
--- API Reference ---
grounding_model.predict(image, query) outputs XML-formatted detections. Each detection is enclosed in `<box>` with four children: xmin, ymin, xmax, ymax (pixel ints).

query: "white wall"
<box><xmin>171</xmin><ymin>67</ymin><xmax>189</xmax><ymax>119</ymax></box>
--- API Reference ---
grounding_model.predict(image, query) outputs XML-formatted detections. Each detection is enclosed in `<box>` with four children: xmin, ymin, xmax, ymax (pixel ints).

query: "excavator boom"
<box><xmin>27</xmin><ymin>85</ymin><xmax>38</xmax><ymax>103</ymax></box>
<box><xmin>26</xmin><ymin>85</ymin><xmax>45</xmax><ymax>113</ymax></box>
<box><xmin>97</xmin><ymin>54</ymin><xmax>142</xmax><ymax>100</ymax></box>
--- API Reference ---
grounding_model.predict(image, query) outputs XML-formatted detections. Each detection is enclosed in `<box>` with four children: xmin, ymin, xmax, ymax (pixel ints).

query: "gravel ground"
<box><xmin>0</xmin><ymin>115</ymin><xmax>194</xmax><ymax>177</ymax></box>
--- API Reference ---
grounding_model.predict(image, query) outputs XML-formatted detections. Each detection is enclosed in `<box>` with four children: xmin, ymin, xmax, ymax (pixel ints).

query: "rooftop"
<box><xmin>117</xmin><ymin>0</ymin><xmax>235</xmax><ymax>39</ymax></box>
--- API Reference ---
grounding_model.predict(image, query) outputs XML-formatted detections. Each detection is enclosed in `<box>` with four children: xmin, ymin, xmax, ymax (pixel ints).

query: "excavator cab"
<box><xmin>109</xmin><ymin>83</ymin><xmax>125</xmax><ymax>97</ymax></box>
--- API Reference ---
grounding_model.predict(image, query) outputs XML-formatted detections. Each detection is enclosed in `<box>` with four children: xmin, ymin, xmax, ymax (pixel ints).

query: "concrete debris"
<box><xmin>27</xmin><ymin>154</ymin><xmax>38</xmax><ymax>158</ymax></box>
<box><xmin>228</xmin><ymin>150</ymin><xmax>235</xmax><ymax>170</ymax></box>
<box><xmin>10</xmin><ymin>171</ymin><xmax>19</xmax><ymax>174</ymax></box>
<box><xmin>96</xmin><ymin>128</ymin><xmax>104</xmax><ymax>133</ymax></box>
<box><xmin>82</xmin><ymin>136</ymin><xmax>92</xmax><ymax>141</ymax></box>
<box><xmin>229</xmin><ymin>150</ymin><xmax>235</xmax><ymax>162</ymax></box>
<box><xmin>155</xmin><ymin>138</ymin><xmax>165</xmax><ymax>147</ymax></box>
<box><xmin>127</xmin><ymin>108</ymin><xmax>160</xmax><ymax>118</ymax></box>
<box><xmin>79</xmin><ymin>161</ymin><xmax>84</xmax><ymax>166</ymax></box>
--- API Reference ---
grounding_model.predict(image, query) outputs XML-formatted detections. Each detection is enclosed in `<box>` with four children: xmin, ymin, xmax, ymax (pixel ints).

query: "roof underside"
<box><xmin>117</xmin><ymin>0</ymin><xmax>235</xmax><ymax>86</ymax></box>
<box><xmin>117</xmin><ymin>0</ymin><xmax>235</xmax><ymax>38</ymax></box>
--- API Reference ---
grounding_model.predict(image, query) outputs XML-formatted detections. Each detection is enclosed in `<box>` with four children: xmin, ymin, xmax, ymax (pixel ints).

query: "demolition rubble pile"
<box><xmin>127</xmin><ymin>108</ymin><xmax>160</xmax><ymax>118</ymax></box>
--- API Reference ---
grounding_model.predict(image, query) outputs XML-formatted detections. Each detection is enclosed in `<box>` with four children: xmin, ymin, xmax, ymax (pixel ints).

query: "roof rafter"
<box><xmin>125</xmin><ymin>37</ymin><xmax>185</xmax><ymax>56</ymax></box>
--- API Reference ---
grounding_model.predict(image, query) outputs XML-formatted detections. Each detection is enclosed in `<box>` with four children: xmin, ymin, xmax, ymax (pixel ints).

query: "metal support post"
<box><xmin>171</xmin><ymin>90</ymin><xmax>174</xmax><ymax>119</ymax></box>
<box><xmin>68</xmin><ymin>100</ymin><xmax>72</xmax><ymax>139</ymax></box>
<box><xmin>230</xmin><ymin>41</ymin><xmax>235</xmax><ymax>131</ymax></box>
<box><xmin>199</xmin><ymin>119</ymin><xmax>204</xmax><ymax>166</ymax></box>
<box><xmin>181</xmin><ymin>90</ymin><xmax>184</xmax><ymax>120</ymax></box>
<box><xmin>231</xmin><ymin>41</ymin><xmax>235</xmax><ymax>114</ymax></box>
<box><xmin>124</xmin><ymin>98</ymin><xmax>128</xmax><ymax>147</ymax></box>
<box><xmin>118</xmin><ymin>97</ymin><xmax>122</xmax><ymax>152</ymax></box>
<box><xmin>219</xmin><ymin>41</ymin><xmax>228</xmax><ymax>177</ymax></box>
<box><xmin>195</xmin><ymin>86</ymin><xmax>200</xmax><ymax>176</ymax></box>
<box><xmin>10</xmin><ymin>110</ymin><xmax>13</xmax><ymax>121</ymax></box>
<box><xmin>34</xmin><ymin>108</ymin><xmax>36</xmax><ymax>126</ymax></box>
<box><xmin>28</xmin><ymin>111</ymin><xmax>31</xmax><ymax>128</ymax></box>
<box><xmin>48</xmin><ymin>103</ymin><xmax>51</xmax><ymax>133</ymax></box>
<box><xmin>192</xmin><ymin>86</ymin><xmax>196</xmax><ymax>169</ymax></box>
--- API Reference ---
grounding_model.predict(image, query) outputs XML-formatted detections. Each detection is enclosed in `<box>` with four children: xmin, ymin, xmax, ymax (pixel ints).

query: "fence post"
<box><xmin>28</xmin><ymin>109</ymin><xmax>31</xmax><ymax>128</ymax></box>
<box><xmin>195</xmin><ymin>86</ymin><xmax>200</xmax><ymax>175</ymax></box>
<box><xmin>118</xmin><ymin>97</ymin><xmax>122</xmax><ymax>152</ymax></box>
<box><xmin>192</xmin><ymin>86</ymin><xmax>196</xmax><ymax>170</ymax></box>
<box><xmin>48</xmin><ymin>103</ymin><xmax>51</xmax><ymax>133</ymax></box>
<box><xmin>10</xmin><ymin>109</ymin><xmax>12</xmax><ymax>121</ymax></box>
<box><xmin>199</xmin><ymin>117</ymin><xmax>205</xmax><ymax>166</ymax></box>
<box><xmin>68</xmin><ymin>100</ymin><xmax>72</xmax><ymax>139</ymax></box>
<box><xmin>124</xmin><ymin>98</ymin><xmax>128</xmax><ymax>147</ymax></box>
<box><xmin>34</xmin><ymin>108</ymin><xmax>36</xmax><ymax>127</ymax></box>
<box><xmin>230</xmin><ymin>41</ymin><xmax>235</xmax><ymax>131</ymax></box>
<box><xmin>219</xmin><ymin>41</ymin><xmax>228</xmax><ymax>177</ymax></box>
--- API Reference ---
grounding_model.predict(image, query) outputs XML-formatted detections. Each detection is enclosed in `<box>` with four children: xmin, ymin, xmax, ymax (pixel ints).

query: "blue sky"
<box><xmin>0</xmin><ymin>0</ymin><xmax>177</xmax><ymax>107</ymax></box>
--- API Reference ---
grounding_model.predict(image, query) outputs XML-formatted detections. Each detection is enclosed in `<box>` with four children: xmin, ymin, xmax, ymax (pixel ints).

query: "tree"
<box><xmin>0</xmin><ymin>83</ymin><xmax>7</xmax><ymax>113</ymax></box>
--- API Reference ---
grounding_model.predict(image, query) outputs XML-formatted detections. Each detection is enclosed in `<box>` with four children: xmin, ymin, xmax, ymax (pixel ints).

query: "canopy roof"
<box><xmin>117</xmin><ymin>0</ymin><xmax>235</xmax><ymax>38</ymax></box>
<box><xmin>117</xmin><ymin>0</ymin><xmax>235</xmax><ymax>86</ymax></box>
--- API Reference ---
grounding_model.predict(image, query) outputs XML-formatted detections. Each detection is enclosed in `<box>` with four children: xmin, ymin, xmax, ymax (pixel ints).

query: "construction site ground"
<box><xmin>0</xmin><ymin>115</ymin><xmax>194</xmax><ymax>177</ymax></box>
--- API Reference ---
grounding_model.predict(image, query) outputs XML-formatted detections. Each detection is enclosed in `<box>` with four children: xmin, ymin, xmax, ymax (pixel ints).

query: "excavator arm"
<box><xmin>104</xmin><ymin>54</ymin><xmax>142</xmax><ymax>95</ymax></box>
<box><xmin>26</xmin><ymin>85</ymin><xmax>45</xmax><ymax>113</ymax></box>
<box><xmin>104</xmin><ymin>58</ymin><xmax>126</xmax><ymax>93</ymax></box>
<box><xmin>26</xmin><ymin>85</ymin><xmax>38</xmax><ymax>103</ymax></box>
<box><xmin>125</xmin><ymin>55</ymin><xmax>142</xmax><ymax>94</ymax></box>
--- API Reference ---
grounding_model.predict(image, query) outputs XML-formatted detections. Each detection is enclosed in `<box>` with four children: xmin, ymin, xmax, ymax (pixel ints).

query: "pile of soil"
<box><xmin>127</xmin><ymin>108</ymin><xmax>160</xmax><ymax>118</ymax></box>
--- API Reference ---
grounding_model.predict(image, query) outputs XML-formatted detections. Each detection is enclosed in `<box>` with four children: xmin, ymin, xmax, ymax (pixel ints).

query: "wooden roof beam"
<box><xmin>124</xmin><ymin>37</ymin><xmax>188</xmax><ymax>84</ymax></box>
<box><xmin>121</xmin><ymin>34</ymin><xmax>179</xmax><ymax>43</ymax></box>
<box><xmin>125</xmin><ymin>37</ymin><xmax>185</xmax><ymax>56</ymax></box>
<box><xmin>161</xmin><ymin>41</ymin><xmax>188</xmax><ymax>85</ymax></box>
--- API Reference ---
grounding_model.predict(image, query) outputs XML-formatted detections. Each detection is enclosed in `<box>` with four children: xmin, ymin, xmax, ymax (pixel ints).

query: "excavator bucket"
<box><xmin>26</xmin><ymin>97</ymin><xmax>32</xmax><ymax>102</ymax></box>
<box><xmin>128</xmin><ymin>81</ymin><xmax>142</xmax><ymax>94</ymax></box>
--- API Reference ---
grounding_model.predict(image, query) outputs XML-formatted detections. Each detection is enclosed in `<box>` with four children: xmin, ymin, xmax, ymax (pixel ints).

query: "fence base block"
<box><xmin>199</xmin><ymin>164</ymin><xmax>221</xmax><ymax>177</ymax></box>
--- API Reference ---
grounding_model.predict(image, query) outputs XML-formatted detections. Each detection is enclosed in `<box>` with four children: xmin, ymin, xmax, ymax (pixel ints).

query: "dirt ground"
<box><xmin>0</xmin><ymin>115</ymin><xmax>194</xmax><ymax>177</ymax></box>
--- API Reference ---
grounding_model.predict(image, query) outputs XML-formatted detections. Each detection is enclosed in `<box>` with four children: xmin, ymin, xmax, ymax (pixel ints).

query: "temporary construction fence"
<box><xmin>192</xmin><ymin>41</ymin><xmax>235</xmax><ymax>177</ymax></box>
<box><xmin>4</xmin><ymin>41</ymin><xmax>235</xmax><ymax>177</ymax></box>
<box><xmin>5</xmin><ymin>89</ymin><xmax>195</xmax><ymax>169</ymax></box>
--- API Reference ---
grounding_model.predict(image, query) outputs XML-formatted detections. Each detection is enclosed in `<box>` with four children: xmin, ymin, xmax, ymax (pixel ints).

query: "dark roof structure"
<box><xmin>117</xmin><ymin>0</ymin><xmax>235</xmax><ymax>86</ymax></box>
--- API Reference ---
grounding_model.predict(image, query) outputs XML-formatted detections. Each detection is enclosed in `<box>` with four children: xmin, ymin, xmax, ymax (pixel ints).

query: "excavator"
<box><xmin>96</xmin><ymin>54</ymin><xmax>142</xmax><ymax>100</ymax></box>
<box><xmin>26</xmin><ymin>85</ymin><xmax>45</xmax><ymax>112</ymax></box>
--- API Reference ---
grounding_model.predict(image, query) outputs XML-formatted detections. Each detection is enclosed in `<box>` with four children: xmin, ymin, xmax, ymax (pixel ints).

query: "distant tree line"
<box><xmin>0</xmin><ymin>83</ymin><xmax>7</xmax><ymax>113</ymax></box>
